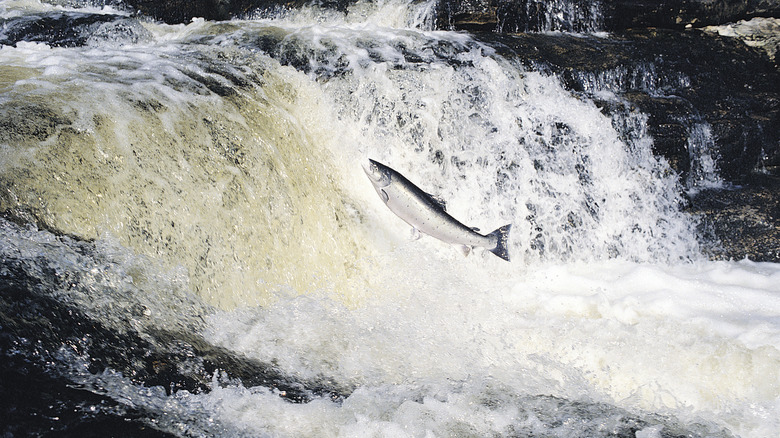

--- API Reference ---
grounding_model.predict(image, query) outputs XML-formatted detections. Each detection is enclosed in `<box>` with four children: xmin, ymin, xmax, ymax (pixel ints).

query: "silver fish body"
<box><xmin>364</xmin><ymin>159</ymin><xmax>511</xmax><ymax>261</ymax></box>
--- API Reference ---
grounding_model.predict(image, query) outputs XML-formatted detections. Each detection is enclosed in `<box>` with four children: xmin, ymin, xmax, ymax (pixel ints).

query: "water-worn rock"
<box><xmin>688</xmin><ymin>173</ymin><xmax>780</xmax><ymax>262</ymax></box>
<box><xmin>0</xmin><ymin>12</ymin><xmax>146</xmax><ymax>47</ymax></box>
<box><xmin>704</xmin><ymin>17</ymin><xmax>780</xmax><ymax>67</ymax></box>
<box><xmin>435</xmin><ymin>0</ymin><xmax>780</xmax><ymax>32</ymax></box>
<box><xmin>604</xmin><ymin>0</ymin><xmax>780</xmax><ymax>30</ymax></box>
<box><xmin>121</xmin><ymin>0</ymin><xmax>352</xmax><ymax>24</ymax></box>
<box><xmin>116</xmin><ymin>0</ymin><xmax>780</xmax><ymax>29</ymax></box>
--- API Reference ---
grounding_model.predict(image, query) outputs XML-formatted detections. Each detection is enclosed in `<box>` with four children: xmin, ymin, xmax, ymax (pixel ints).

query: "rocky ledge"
<box><xmin>704</xmin><ymin>17</ymin><xmax>780</xmax><ymax>67</ymax></box>
<box><xmin>689</xmin><ymin>173</ymin><xmax>780</xmax><ymax>262</ymax></box>
<box><xmin>436</xmin><ymin>0</ymin><xmax>780</xmax><ymax>32</ymax></box>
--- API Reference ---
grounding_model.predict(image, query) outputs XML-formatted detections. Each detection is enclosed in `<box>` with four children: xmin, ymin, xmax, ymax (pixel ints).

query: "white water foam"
<box><xmin>199</xmin><ymin>258</ymin><xmax>780</xmax><ymax>437</ymax></box>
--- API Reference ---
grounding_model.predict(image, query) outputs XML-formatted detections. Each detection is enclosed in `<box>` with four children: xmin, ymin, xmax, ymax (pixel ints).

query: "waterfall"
<box><xmin>498</xmin><ymin>0</ymin><xmax>604</xmax><ymax>33</ymax></box>
<box><xmin>1</xmin><ymin>1</ymin><xmax>778</xmax><ymax>437</ymax></box>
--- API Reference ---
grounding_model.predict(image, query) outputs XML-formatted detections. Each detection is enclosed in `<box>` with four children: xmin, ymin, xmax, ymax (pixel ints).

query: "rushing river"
<box><xmin>1</xmin><ymin>0</ymin><xmax>779</xmax><ymax>436</ymax></box>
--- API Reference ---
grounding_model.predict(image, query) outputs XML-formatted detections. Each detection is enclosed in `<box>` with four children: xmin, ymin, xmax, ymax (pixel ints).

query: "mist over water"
<box><xmin>1</xmin><ymin>1</ymin><xmax>779</xmax><ymax>437</ymax></box>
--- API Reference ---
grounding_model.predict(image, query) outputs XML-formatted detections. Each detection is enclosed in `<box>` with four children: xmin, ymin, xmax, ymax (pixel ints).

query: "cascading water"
<box><xmin>497</xmin><ymin>0</ymin><xmax>604</xmax><ymax>33</ymax></box>
<box><xmin>546</xmin><ymin>62</ymin><xmax>725</xmax><ymax>194</ymax></box>
<box><xmin>684</xmin><ymin>122</ymin><xmax>723</xmax><ymax>193</ymax></box>
<box><xmin>1</xmin><ymin>1</ymin><xmax>779</xmax><ymax>437</ymax></box>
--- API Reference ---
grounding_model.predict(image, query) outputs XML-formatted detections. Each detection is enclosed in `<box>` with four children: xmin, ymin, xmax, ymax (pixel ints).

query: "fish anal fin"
<box><xmin>460</xmin><ymin>245</ymin><xmax>472</xmax><ymax>257</ymax></box>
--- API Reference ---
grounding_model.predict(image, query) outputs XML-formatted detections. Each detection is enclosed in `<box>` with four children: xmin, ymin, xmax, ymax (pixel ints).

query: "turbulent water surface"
<box><xmin>1</xmin><ymin>0</ymin><xmax>779</xmax><ymax>437</ymax></box>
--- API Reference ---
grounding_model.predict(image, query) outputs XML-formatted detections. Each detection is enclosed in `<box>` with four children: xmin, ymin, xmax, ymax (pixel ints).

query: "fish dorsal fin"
<box><xmin>426</xmin><ymin>192</ymin><xmax>447</xmax><ymax>211</ymax></box>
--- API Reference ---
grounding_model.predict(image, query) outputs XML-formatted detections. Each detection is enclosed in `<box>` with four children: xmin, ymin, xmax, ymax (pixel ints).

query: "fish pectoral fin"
<box><xmin>459</xmin><ymin>245</ymin><xmax>472</xmax><ymax>257</ymax></box>
<box><xmin>410</xmin><ymin>227</ymin><xmax>422</xmax><ymax>241</ymax></box>
<box><xmin>379</xmin><ymin>188</ymin><xmax>389</xmax><ymax>203</ymax></box>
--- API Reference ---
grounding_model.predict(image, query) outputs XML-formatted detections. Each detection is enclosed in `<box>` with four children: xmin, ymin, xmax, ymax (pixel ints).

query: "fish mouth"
<box><xmin>362</xmin><ymin>159</ymin><xmax>389</xmax><ymax>186</ymax></box>
<box><xmin>361</xmin><ymin>159</ymin><xmax>374</xmax><ymax>176</ymax></box>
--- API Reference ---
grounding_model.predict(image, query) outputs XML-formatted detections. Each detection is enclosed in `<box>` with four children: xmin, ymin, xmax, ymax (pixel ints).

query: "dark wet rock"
<box><xmin>121</xmin><ymin>0</ymin><xmax>353</xmax><ymax>24</ymax></box>
<box><xmin>122</xmin><ymin>0</ymin><xmax>254</xmax><ymax>24</ymax></box>
<box><xmin>116</xmin><ymin>0</ymin><xmax>780</xmax><ymax>29</ymax></box>
<box><xmin>1</xmin><ymin>352</ymin><xmax>175</xmax><ymax>437</ymax></box>
<box><xmin>0</xmin><ymin>222</ymin><xmax>345</xmax><ymax>435</ymax></box>
<box><xmin>0</xmin><ymin>12</ymin><xmax>146</xmax><ymax>48</ymax></box>
<box><xmin>687</xmin><ymin>173</ymin><xmax>780</xmax><ymax>262</ymax></box>
<box><xmin>704</xmin><ymin>17</ymin><xmax>780</xmax><ymax>67</ymax></box>
<box><xmin>0</xmin><ymin>266</ymin><xmax>174</xmax><ymax>436</ymax></box>
<box><xmin>435</xmin><ymin>0</ymin><xmax>780</xmax><ymax>33</ymax></box>
<box><xmin>604</xmin><ymin>0</ymin><xmax>780</xmax><ymax>30</ymax></box>
<box><xmin>135</xmin><ymin>0</ymin><xmax>777</xmax><ymax>32</ymax></box>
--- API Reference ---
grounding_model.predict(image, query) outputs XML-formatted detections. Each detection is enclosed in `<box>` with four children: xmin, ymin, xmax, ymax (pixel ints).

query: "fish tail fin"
<box><xmin>488</xmin><ymin>224</ymin><xmax>512</xmax><ymax>262</ymax></box>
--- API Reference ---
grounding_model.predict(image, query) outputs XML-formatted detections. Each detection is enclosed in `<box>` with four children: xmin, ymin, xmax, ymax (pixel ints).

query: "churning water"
<box><xmin>1</xmin><ymin>0</ymin><xmax>779</xmax><ymax>437</ymax></box>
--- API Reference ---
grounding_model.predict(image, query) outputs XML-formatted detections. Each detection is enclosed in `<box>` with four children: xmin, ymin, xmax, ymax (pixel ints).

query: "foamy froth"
<box><xmin>0</xmin><ymin>1</ymin><xmax>778</xmax><ymax>437</ymax></box>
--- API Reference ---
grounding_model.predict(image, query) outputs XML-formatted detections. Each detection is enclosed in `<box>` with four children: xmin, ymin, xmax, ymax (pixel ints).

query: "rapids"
<box><xmin>1</xmin><ymin>0</ymin><xmax>778</xmax><ymax>437</ymax></box>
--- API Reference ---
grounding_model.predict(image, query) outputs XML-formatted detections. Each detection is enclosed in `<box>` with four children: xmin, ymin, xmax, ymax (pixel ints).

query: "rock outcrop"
<box><xmin>435</xmin><ymin>0</ymin><xmax>780</xmax><ymax>32</ymax></box>
<box><xmin>119</xmin><ymin>0</ymin><xmax>352</xmax><ymax>24</ymax></box>
<box><xmin>688</xmin><ymin>173</ymin><xmax>780</xmax><ymax>262</ymax></box>
<box><xmin>115</xmin><ymin>0</ymin><xmax>780</xmax><ymax>31</ymax></box>
<box><xmin>704</xmin><ymin>17</ymin><xmax>780</xmax><ymax>67</ymax></box>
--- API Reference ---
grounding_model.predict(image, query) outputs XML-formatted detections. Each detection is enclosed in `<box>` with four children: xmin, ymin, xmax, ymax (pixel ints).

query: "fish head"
<box><xmin>363</xmin><ymin>159</ymin><xmax>392</xmax><ymax>189</ymax></box>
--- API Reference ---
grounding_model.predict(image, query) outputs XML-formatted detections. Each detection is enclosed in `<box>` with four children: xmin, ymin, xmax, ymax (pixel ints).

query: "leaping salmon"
<box><xmin>363</xmin><ymin>159</ymin><xmax>511</xmax><ymax>261</ymax></box>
